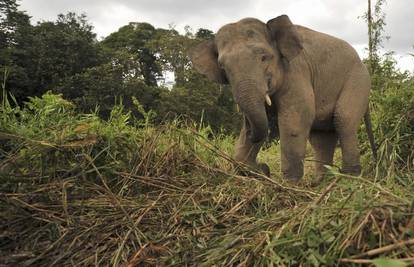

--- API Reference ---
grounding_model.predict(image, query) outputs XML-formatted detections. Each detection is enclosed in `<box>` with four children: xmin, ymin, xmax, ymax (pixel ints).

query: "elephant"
<box><xmin>189</xmin><ymin>15</ymin><xmax>376</xmax><ymax>181</ymax></box>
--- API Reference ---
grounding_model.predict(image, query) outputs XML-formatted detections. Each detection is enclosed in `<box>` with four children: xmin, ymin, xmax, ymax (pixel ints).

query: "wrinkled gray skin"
<box><xmin>190</xmin><ymin>15</ymin><xmax>374</xmax><ymax>181</ymax></box>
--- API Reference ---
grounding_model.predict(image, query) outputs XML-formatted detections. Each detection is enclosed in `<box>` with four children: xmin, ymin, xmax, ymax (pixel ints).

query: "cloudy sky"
<box><xmin>20</xmin><ymin>0</ymin><xmax>414</xmax><ymax>71</ymax></box>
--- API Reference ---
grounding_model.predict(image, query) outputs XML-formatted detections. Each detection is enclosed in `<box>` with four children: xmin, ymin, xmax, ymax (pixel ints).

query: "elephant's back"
<box><xmin>295</xmin><ymin>25</ymin><xmax>361</xmax><ymax>67</ymax></box>
<box><xmin>294</xmin><ymin>25</ymin><xmax>366</xmax><ymax>128</ymax></box>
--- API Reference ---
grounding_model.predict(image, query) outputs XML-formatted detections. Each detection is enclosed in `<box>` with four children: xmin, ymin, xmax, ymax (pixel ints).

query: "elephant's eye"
<box><xmin>261</xmin><ymin>54</ymin><xmax>274</xmax><ymax>62</ymax></box>
<box><xmin>267</xmin><ymin>77</ymin><xmax>272</xmax><ymax>88</ymax></box>
<box><xmin>217</xmin><ymin>58</ymin><xmax>225</xmax><ymax>69</ymax></box>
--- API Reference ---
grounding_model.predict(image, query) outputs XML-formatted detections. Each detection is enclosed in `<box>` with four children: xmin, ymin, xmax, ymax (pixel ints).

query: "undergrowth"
<box><xmin>0</xmin><ymin>92</ymin><xmax>413</xmax><ymax>266</ymax></box>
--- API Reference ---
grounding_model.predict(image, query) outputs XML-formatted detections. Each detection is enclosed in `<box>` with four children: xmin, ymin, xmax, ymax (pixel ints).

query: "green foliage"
<box><xmin>1</xmin><ymin>92</ymin><xmax>75</xmax><ymax>140</ymax></box>
<box><xmin>150</xmin><ymin>26</ymin><xmax>196</xmax><ymax>86</ymax></box>
<box><xmin>0</xmin><ymin>1</ymin><xmax>241</xmax><ymax>133</ymax></box>
<box><xmin>0</xmin><ymin>0</ymin><xmax>21</xmax><ymax>45</ymax></box>
<box><xmin>132</xmin><ymin>96</ymin><xmax>156</xmax><ymax>127</ymax></box>
<box><xmin>363</xmin><ymin>0</ymin><xmax>387</xmax><ymax>76</ymax></box>
<box><xmin>359</xmin><ymin>56</ymin><xmax>414</xmax><ymax>181</ymax></box>
<box><xmin>195</xmin><ymin>28</ymin><xmax>214</xmax><ymax>39</ymax></box>
<box><xmin>159</xmin><ymin>69</ymin><xmax>241</xmax><ymax>133</ymax></box>
<box><xmin>1</xmin><ymin>9</ymin><xmax>103</xmax><ymax>102</ymax></box>
<box><xmin>373</xmin><ymin>258</ymin><xmax>408</xmax><ymax>267</ymax></box>
<box><xmin>0</xmin><ymin>0</ymin><xmax>34</xmax><ymax>101</ymax></box>
<box><xmin>1</xmin><ymin>93</ymin><xmax>413</xmax><ymax>266</ymax></box>
<box><xmin>29</xmin><ymin>13</ymin><xmax>103</xmax><ymax>92</ymax></box>
<box><xmin>372</xmin><ymin>84</ymin><xmax>414</xmax><ymax>179</ymax></box>
<box><xmin>102</xmin><ymin>22</ymin><xmax>161</xmax><ymax>86</ymax></box>
<box><xmin>56</xmin><ymin>61</ymin><xmax>163</xmax><ymax>118</ymax></box>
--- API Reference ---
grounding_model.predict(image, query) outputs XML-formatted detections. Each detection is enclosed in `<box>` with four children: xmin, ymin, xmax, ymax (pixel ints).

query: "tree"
<box><xmin>365</xmin><ymin>0</ymin><xmax>387</xmax><ymax>78</ymax></box>
<box><xmin>151</xmin><ymin>26</ymin><xmax>197</xmax><ymax>87</ymax></box>
<box><xmin>58</xmin><ymin>62</ymin><xmax>165</xmax><ymax>119</ymax></box>
<box><xmin>1</xmin><ymin>9</ymin><xmax>103</xmax><ymax>103</ymax></box>
<box><xmin>0</xmin><ymin>3</ymin><xmax>239</xmax><ymax>132</ymax></box>
<box><xmin>31</xmin><ymin>13</ymin><xmax>103</xmax><ymax>93</ymax></box>
<box><xmin>158</xmin><ymin>68</ymin><xmax>240</xmax><ymax>133</ymax></box>
<box><xmin>0</xmin><ymin>0</ymin><xmax>19</xmax><ymax>46</ymax></box>
<box><xmin>0</xmin><ymin>0</ymin><xmax>35</xmax><ymax>101</ymax></box>
<box><xmin>151</xmin><ymin>26</ymin><xmax>240</xmax><ymax>132</ymax></box>
<box><xmin>195</xmin><ymin>28</ymin><xmax>214</xmax><ymax>40</ymax></box>
<box><xmin>102</xmin><ymin>22</ymin><xmax>161</xmax><ymax>86</ymax></box>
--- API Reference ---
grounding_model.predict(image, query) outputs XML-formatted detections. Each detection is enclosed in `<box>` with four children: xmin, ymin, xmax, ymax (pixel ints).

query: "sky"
<box><xmin>19</xmin><ymin>0</ymin><xmax>414</xmax><ymax>71</ymax></box>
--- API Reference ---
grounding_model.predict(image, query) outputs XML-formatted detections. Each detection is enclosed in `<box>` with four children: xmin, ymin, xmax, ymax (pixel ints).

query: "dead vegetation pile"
<box><xmin>0</xmin><ymin>93</ymin><xmax>413</xmax><ymax>266</ymax></box>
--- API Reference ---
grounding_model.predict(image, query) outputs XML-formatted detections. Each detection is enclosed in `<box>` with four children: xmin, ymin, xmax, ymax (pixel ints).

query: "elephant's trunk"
<box><xmin>236</xmin><ymin>80</ymin><xmax>268</xmax><ymax>143</ymax></box>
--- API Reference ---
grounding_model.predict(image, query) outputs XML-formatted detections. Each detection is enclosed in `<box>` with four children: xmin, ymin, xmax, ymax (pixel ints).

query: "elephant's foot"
<box><xmin>309</xmin><ymin>174</ymin><xmax>323</xmax><ymax>187</ymax></box>
<box><xmin>258</xmin><ymin>163</ymin><xmax>270</xmax><ymax>177</ymax></box>
<box><xmin>340</xmin><ymin>165</ymin><xmax>361</xmax><ymax>176</ymax></box>
<box><xmin>235</xmin><ymin>162</ymin><xmax>270</xmax><ymax>177</ymax></box>
<box><xmin>309</xmin><ymin>172</ymin><xmax>331</xmax><ymax>187</ymax></box>
<box><xmin>284</xmin><ymin>175</ymin><xmax>301</xmax><ymax>183</ymax></box>
<box><xmin>282</xmin><ymin>167</ymin><xmax>304</xmax><ymax>183</ymax></box>
<box><xmin>311</xmin><ymin>166</ymin><xmax>331</xmax><ymax>185</ymax></box>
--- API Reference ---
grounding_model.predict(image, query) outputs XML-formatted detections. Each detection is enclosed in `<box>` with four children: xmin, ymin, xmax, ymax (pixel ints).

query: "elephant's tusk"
<box><xmin>265</xmin><ymin>94</ymin><xmax>272</xmax><ymax>106</ymax></box>
<box><xmin>236</xmin><ymin>104</ymin><xmax>240</xmax><ymax>112</ymax></box>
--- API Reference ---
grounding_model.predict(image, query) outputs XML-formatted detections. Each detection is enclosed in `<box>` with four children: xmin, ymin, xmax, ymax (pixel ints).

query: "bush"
<box><xmin>365</xmin><ymin>56</ymin><xmax>414</xmax><ymax>181</ymax></box>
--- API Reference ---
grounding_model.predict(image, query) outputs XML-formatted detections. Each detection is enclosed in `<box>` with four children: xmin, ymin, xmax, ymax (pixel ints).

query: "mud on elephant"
<box><xmin>189</xmin><ymin>15</ymin><xmax>376</xmax><ymax>181</ymax></box>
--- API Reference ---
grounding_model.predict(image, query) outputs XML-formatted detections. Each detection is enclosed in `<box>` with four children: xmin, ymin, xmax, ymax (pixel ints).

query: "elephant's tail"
<box><xmin>364</xmin><ymin>108</ymin><xmax>377</xmax><ymax>162</ymax></box>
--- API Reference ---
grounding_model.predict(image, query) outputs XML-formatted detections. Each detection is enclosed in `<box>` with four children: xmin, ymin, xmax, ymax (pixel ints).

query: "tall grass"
<box><xmin>0</xmin><ymin>92</ymin><xmax>413</xmax><ymax>266</ymax></box>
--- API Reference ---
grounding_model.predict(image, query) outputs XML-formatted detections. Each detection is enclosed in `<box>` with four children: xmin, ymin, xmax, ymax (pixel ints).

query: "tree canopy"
<box><xmin>0</xmin><ymin>0</ymin><xmax>239</xmax><ymax>132</ymax></box>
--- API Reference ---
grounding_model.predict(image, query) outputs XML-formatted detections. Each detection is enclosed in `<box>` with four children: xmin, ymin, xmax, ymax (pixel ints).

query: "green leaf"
<box><xmin>373</xmin><ymin>258</ymin><xmax>407</xmax><ymax>267</ymax></box>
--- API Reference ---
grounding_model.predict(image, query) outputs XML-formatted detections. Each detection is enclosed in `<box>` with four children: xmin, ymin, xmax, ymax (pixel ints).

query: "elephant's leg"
<box><xmin>334</xmin><ymin>64</ymin><xmax>370</xmax><ymax>175</ymax></box>
<box><xmin>278</xmin><ymin>116</ymin><xmax>311</xmax><ymax>181</ymax></box>
<box><xmin>276</xmin><ymin>78</ymin><xmax>315</xmax><ymax>181</ymax></box>
<box><xmin>234</xmin><ymin>118</ymin><xmax>269</xmax><ymax>176</ymax></box>
<box><xmin>309</xmin><ymin>131</ymin><xmax>338</xmax><ymax>180</ymax></box>
<box><xmin>279</xmin><ymin>129</ymin><xmax>308</xmax><ymax>181</ymax></box>
<box><xmin>338</xmin><ymin>131</ymin><xmax>361</xmax><ymax>175</ymax></box>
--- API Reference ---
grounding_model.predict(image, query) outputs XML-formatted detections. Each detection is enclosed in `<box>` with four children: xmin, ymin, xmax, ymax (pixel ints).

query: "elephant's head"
<box><xmin>189</xmin><ymin>15</ymin><xmax>303</xmax><ymax>143</ymax></box>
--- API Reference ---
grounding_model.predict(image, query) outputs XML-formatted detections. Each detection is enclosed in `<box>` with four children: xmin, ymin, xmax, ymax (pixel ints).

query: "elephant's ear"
<box><xmin>266</xmin><ymin>15</ymin><xmax>303</xmax><ymax>61</ymax></box>
<box><xmin>189</xmin><ymin>39</ymin><xmax>227</xmax><ymax>84</ymax></box>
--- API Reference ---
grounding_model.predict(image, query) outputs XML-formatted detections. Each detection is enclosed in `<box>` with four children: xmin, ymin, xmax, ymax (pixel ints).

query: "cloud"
<box><xmin>383</xmin><ymin>1</ymin><xmax>414</xmax><ymax>54</ymax></box>
<box><xmin>20</xmin><ymin>0</ymin><xmax>256</xmax><ymax>37</ymax></box>
<box><xmin>19</xmin><ymin>0</ymin><xmax>414</xmax><ymax>70</ymax></box>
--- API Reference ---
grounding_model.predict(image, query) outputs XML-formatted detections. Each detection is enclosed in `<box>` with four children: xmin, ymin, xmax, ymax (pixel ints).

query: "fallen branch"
<box><xmin>348</xmin><ymin>238</ymin><xmax>414</xmax><ymax>259</ymax></box>
<box><xmin>339</xmin><ymin>257</ymin><xmax>414</xmax><ymax>264</ymax></box>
